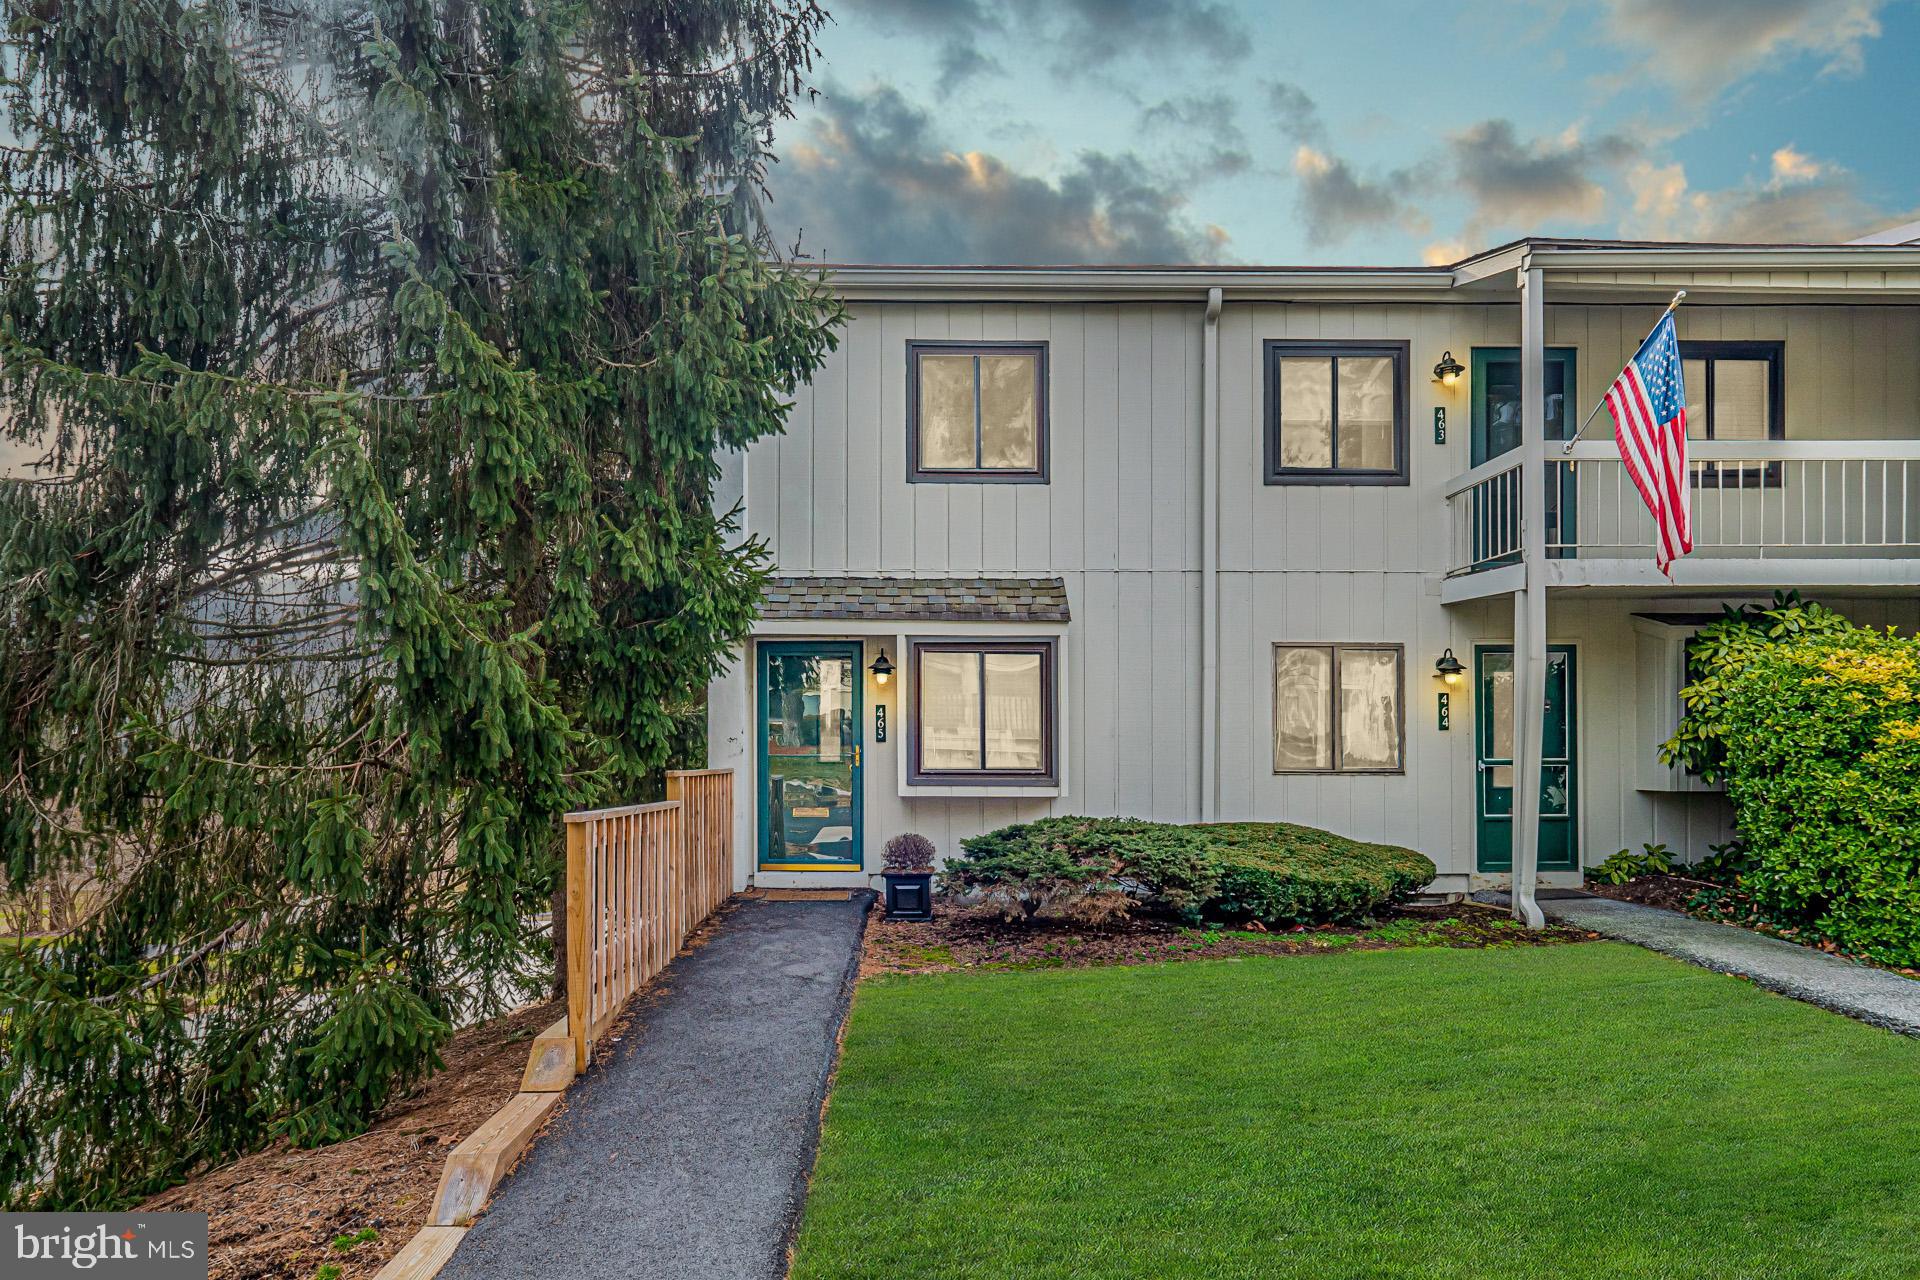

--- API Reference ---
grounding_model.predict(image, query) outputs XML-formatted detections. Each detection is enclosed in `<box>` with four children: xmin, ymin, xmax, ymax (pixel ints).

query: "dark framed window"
<box><xmin>1264</xmin><ymin>340</ymin><xmax>1410</xmax><ymax>485</ymax></box>
<box><xmin>1272</xmin><ymin>643</ymin><xmax>1405</xmax><ymax>774</ymax></box>
<box><xmin>1681</xmin><ymin>340</ymin><xmax>1784</xmax><ymax>487</ymax></box>
<box><xmin>907</xmin><ymin>341</ymin><xmax>1049</xmax><ymax>483</ymax></box>
<box><xmin>908</xmin><ymin>639</ymin><xmax>1057</xmax><ymax>785</ymax></box>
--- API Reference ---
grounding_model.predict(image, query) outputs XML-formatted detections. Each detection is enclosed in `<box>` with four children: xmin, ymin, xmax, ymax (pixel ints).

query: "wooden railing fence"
<box><xmin>564</xmin><ymin>768</ymin><xmax>734</xmax><ymax>1071</ymax></box>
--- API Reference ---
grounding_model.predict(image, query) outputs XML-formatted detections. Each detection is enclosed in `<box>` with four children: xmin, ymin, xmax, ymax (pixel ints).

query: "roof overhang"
<box><xmin>822</xmin><ymin>265</ymin><xmax>1453</xmax><ymax>304</ymax></box>
<box><xmin>821</xmin><ymin>239</ymin><xmax>1920</xmax><ymax>304</ymax></box>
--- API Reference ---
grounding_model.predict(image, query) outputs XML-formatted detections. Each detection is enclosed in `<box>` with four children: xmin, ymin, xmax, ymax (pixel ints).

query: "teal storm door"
<box><xmin>1475</xmin><ymin>644</ymin><xmax>1577</xmax><ymax>873</ymax></box>
<box><xmin>1471</xmin><ymin>347</ymin><xmax>1578</xmax><ymax>561</ymax></box>
<box><xmin>757</xmin><ymin>643</ymin><xmax>863</xmax><ymax>871</ymax></box>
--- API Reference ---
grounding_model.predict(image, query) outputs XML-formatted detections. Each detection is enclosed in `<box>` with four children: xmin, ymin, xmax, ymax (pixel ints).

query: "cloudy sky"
<box><xmin>763</xmin><ymin>0</ymin><xmax>1920</xmax><ymax>266</ymax></box>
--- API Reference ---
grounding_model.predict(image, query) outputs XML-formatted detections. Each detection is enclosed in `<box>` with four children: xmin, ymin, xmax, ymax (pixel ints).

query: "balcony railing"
<box><xmin>1446</xmin><ymin>440</ymin><xmax>1920</xmax><ymax>578</ymax></box>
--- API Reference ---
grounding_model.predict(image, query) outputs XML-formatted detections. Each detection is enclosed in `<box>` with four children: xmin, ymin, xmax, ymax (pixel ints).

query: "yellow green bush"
<box><xmin>1671</xmin><ymin>598</ymin><xmax>1920</xmax><ymax>967</ymax></box>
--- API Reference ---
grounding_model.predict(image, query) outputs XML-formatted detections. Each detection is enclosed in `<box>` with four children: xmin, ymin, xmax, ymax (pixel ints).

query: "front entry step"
<box><xmin>749</xmin><ymin>887</ymin><xmax>860</xmax><ymax>901</ymax></box>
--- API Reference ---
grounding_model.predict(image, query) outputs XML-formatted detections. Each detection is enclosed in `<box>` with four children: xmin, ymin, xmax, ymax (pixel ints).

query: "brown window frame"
<box><xmin>907</xmin><ymin>638</ymin><xmax>1058</xmax><ymax>786</ymax></box>
<box><xmin>907</xmin><ymin>341</ymin><xmax>1050</xmax><ymax>483</ymax></box>
<box><xmin>1263</xmin><ymin>340</ymin><xmax>1411</xmax><ymax>486</ymax></box>
<box><xmin>1271</xmin><ymin>642</ymin><xmax>1407</xmax><ymax>775</ymax></box>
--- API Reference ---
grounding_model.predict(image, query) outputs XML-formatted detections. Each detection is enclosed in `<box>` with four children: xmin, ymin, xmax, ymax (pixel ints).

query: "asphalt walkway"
<box><xmin>1542</xmin><ymin>895</ymin><xmax>1920</xmax><ymax>1037</ymax></box>
<box><xmin>439</xmin><ymin>893</ymin><xmax>872</xmax><ymax>1280</ymax></box>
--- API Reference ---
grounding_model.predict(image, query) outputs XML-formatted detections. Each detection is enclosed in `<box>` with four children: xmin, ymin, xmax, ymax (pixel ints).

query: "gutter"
<box><xmin>1200</xmin><ymin>286</ymin><xmax>1222</xmax><ymax>823</ymax></box>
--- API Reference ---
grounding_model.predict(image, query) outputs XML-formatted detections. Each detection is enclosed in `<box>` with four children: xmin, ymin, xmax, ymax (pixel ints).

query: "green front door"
<box><xmin>1475</xmin><ymin>645</ymin><xmax>1577</xmax><ymax>873</ymax></box>
<box><xmin>757</xmin><ymin>642</ymin><xmax>863</xmax><ymax>871</ymax></box>
<box><xmin>1472</xmin><ymin>347</ymin><xmax>1578</xmax><ymax>559</ymax></box>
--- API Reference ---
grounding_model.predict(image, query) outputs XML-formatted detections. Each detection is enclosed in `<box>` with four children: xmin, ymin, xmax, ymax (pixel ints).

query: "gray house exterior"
<box><xmin>707</xmin><ymin>236</ymin><xmax>1920</xmax><ymax>916</ymax></box>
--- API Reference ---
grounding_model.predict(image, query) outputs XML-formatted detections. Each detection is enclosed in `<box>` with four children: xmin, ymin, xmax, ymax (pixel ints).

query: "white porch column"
<box><xmin>1510</xmin><ymin>264</ymin><xmax>1549</xmax><ymax>929</ymax></box>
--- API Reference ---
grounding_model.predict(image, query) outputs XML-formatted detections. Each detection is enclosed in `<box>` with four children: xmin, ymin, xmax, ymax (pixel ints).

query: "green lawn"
<box><xmin>792</xmin><ymin>944</ymin><xmax>1920</xmax><ymax>1280</ymax></box>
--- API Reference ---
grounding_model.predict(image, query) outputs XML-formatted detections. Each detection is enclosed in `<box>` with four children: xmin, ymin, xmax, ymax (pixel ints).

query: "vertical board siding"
<box><xmin>726</xmin><ymin>300</ymin><xmax>1920</xmax><ymax>877</ymax></box>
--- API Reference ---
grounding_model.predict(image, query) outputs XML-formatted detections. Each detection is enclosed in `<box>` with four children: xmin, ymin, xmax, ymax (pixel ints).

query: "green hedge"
<box><xmin>1677</xmin><ymin>609</ymin><xmax>1920</xmax><ymax>968</ymax></box>
<box><xmin>940</xmin><ymin>817</ymin><xmax>1433</xmax><ymax>927</ymax></box>
<box><xmin>1198</xmin><ymin>823</ymin><xmax>1436</xmax><ymax>926</ymax></box>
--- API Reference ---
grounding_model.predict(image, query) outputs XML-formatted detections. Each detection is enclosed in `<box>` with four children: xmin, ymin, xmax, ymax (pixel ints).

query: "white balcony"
<box><xmin>1443</xmin><ymin>439</ymin><xmax>1920</xmax><ymax>600</ymax></box>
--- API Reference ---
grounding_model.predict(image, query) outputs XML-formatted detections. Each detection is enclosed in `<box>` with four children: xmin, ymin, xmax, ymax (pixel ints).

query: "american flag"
<box><xmin>1603</xmin><ymin>312</ymin><xmax>1692</xmax><ymax>573</ymax></box>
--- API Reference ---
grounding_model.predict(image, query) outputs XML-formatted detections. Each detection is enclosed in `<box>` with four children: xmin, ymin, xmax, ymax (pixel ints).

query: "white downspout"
<box><xmin>1511</xmin><ymin>263</ymin><xmax>1548</xmax><ymax>929</ymax></box>
<box><xmin>1200</xmin><ymin>287</ymin><xmax>1223</xmax><ymax>823</ymax></box>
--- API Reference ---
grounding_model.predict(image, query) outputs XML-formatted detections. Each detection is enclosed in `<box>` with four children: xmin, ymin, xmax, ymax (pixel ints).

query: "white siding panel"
<box><xmin>1048</xmin><ymin>306</ymin><xmax>1087</xmax><ymax>571</ymax></box>
<box><xmin>911</xmin><ymin>305</ymin><xmax>950</xmax><ymax>568</ymax></box>
<box><xmin>843</xmin><ymin>307</ymin><xmax>881</xmax><ymax>571</ymax></box>
<box><xmin>809</xmin><ymin>313</ymin><xmax>849</xmax><ymax>572</ymax></box>
<box><xmin>1083</xmin><ymin>309</ymin><xmax>1120</xmax><ymax>573</ymax></box>
<box><xmin>1115</xmin><ymin>312</ymin><xmax>1155</xmax><ymax>570</ymax></box>
<box><xmin>878</xmin><ymin>306</ymin><xmax>914</xmax><ymax>573</ymax></box>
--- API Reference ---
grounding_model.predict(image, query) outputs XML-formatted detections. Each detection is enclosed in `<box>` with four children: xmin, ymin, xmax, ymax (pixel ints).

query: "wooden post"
<box><xmin>666</xmin><ymin>772</ymin><xmax>685</xmax><ymax>949</ymax></box>
<box><xmin>565</xmin><ymin>817</ymin><xmax>589</xmax><ymax>1073</ymax></box>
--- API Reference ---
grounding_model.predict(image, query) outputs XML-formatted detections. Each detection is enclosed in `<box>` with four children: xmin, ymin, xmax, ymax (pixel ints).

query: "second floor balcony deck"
<box><xmin>1442</xmin><ymin>438</ymin><xmax>1920</xmax><ymax>601</ymax></box>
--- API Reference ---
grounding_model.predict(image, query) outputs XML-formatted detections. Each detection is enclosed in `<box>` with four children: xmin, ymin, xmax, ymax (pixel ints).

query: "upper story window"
<box><xmin>1264</xmin><ymin>340</ymin><xmax>1410</xmax><ymax>486</ymax></box>
<box><xmin>909</xmin><ymin>639</ymin><xmax>1057</xmax><ymax>785</ymax></box>
<box><xmin>908</xmin><ymin>342</ymin><xmax>1049</xmax><ymax>483</ymax></box>
<box><xmin>1682</xmin><ymin>340</ymin><xmax>1783</xmax><ymax>486</ymax></box>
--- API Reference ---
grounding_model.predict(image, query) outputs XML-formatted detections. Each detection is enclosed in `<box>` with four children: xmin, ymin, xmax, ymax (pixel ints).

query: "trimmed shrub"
<box><xmin>942</xmin><ymin>817</ymin><xmax>1217</xmax><ymax>924</ymax></box>
<box><xmin>1691</xmin><ymin>623</ymin><xmax>1920</xmax><ymax>967</ymax></box>
<box><xmin>1198</xmin><ymin>823</ymin><xmax>1434</xmax><ymax>926</ymax></box>
<box><xmin>942</xmin><ymin>816</ymin><xmax>1430</xmax><ymax>927</ymax></box>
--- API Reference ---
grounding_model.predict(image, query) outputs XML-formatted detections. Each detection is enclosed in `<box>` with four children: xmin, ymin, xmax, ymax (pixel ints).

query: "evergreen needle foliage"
<box><xmin>0</xmin><ymin>0</ymin><xmax>838</xmax><ymax>1208</ymax></box>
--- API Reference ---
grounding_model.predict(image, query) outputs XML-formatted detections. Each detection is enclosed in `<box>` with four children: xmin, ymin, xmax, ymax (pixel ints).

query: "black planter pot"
<box><xmin>882</xmin><ymin>871</ymin><xmax>934</xmax><ymax>921</ymax></box>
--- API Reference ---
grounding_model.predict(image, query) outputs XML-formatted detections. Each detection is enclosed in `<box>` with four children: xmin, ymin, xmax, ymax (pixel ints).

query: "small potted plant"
<box><xmin>881</xmin><ymin>833</ymin><xmax>937</xmax><ymax>921</ymax></box>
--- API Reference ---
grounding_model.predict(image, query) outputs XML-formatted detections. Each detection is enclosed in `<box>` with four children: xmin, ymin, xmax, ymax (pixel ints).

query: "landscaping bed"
<box><xmin>864</xmin><ymin>899</ymin><xmax>1594</xmax><ymax>976</ymax></box>
<box><xmin>138</xmin><ymin>998</ymin><xmax>562</xmax><ymax>1280</ymax></box>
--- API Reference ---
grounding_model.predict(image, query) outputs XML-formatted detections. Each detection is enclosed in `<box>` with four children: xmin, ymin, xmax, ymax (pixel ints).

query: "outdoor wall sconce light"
<box><xmin>1435</xmin><ymin>648</ymin><xmax>1466</xmax><ymax>686</ymax></box>
<box><xmin>869</xmin><ymin>649</ymin><xmax>895</xmax><ymax>686</ymax></box>
<box><xmin>1432</xmin><ymin>351</ymin><xmax>1465</xmax><ymax>387</ymax></box>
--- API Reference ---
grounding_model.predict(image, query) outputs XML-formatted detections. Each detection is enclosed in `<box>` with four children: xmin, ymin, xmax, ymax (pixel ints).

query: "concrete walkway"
<box><xmin>1541</xmin><ymin>895</ymin><xmax>1920</xmax><ymax>1037</ymax></box>
<box><xmin>439</xmin><ymin>893</ymin><xmax>872</xmax><ymax>1280</ymax></box>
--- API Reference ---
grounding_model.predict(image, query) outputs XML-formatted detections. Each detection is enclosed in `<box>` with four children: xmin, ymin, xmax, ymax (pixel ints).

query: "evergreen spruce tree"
<box><xmin>0</xmin><ymin>0</ymin><xmax>838</xmax><ymax>1208</ymax></box>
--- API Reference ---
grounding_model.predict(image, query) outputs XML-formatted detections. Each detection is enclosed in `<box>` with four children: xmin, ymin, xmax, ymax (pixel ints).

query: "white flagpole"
<box><xmin>1559</xmin><ymin>290</ymin><xmax>1686</xmax><ymax>455</ymax></box>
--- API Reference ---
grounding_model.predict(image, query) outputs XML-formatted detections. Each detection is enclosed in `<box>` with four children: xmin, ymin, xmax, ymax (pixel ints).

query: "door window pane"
<box><xmin>816</xmin><ymin>658</ymin><xmax>848</xmax><ymax>760</ymax></box>
<box><xmin>1488</xmin><ymin>655</ymin><xmax>1514</xmax><ymax>761</ymax></box>
<box><xmin>983</xmin><ymin>652</ymin><xmax>1043</xmax><ymax>769</ymax></box>
<box><xmin>1338</xmin><ymin>648</ymin><xmax>1401</xmax><ymax>770</ymax></box>
<box><xmin>979</xmin><ymin>354</ymin><xmax>1039</xmax><ymax>468</ymax></box>
<box><xmin>918</xmin><ymin>355</ymin><xmax>977</xmax><ymax>469</ymax></box>
<box><xmin>919</xmin><ymin>651</ymin><xmax>981</xmax><ymax>770</ymax></box>
<box><xmin>1337</xmin><ymin>357</ymin><xmax>1395</xmax><ymax>471</ymax></box>
<box><xmin>1273</xmin><ymin>647</ymin><xmax>1333</xmax><ymax>770</ymax></box>
<box><xmin>1278</xmin><ymin>357</ymin><xmax>1334</xmax><ymax>469</ymax></box>
<box><xmin>1713</xmin><ymin>360</ymin><xmax>1769</xmax><ymax>441</ymax></box>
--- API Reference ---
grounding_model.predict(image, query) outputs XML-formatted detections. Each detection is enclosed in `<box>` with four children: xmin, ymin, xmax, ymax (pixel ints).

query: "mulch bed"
<box><xmin>862</xmin><ymin>900</ymin><xmax>1597</xmax><ymax>977</ymax></box>
<box><xmin>1582</xmin><ymin>873</ymin><xmax>1722</xmax><ymax>913</ymax></box>
<box><xmin>139</xmin><ymin>998</ymin><xmax>563</xmax><ymax>1280</ymax></box>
